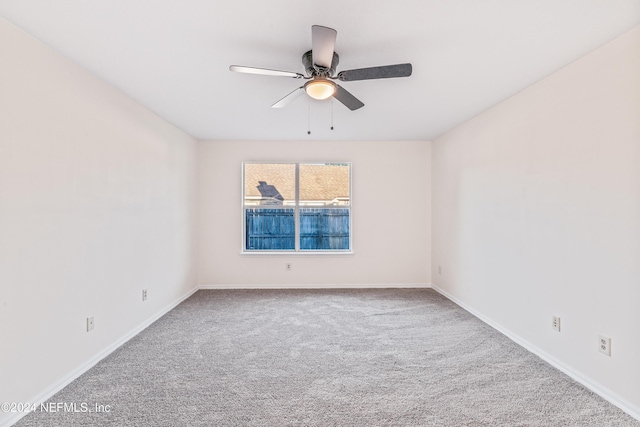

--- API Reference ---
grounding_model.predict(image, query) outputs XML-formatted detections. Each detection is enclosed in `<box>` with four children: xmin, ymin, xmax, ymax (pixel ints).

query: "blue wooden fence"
<box><xmin>245</xmin><ymin>209</ymin><xmax>295</xmax><ymax>250</ymax></box>
<box><xmin>245</xmin><ymin>208</ymin><xmax>350</xmax><ymax>251</ymax></box>
<box><xmin>300</xmin><ymin>208</ymin><xmax>350</xmax><ymax>250</ymax></box>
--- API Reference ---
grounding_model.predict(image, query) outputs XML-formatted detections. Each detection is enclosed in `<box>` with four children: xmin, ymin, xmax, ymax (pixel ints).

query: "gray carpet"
<box><xmin>16</xmin><ymin>289</ymin><xmax>639</xmax><ymax>426</ymax></box>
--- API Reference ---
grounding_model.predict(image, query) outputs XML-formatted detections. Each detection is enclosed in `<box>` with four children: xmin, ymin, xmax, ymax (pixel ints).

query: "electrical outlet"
<box><xmin>552</xmin><ymin>316</ymin><xmax>561</xmax><ymax>332</ymax></box>
<box><xmin>438</xmin><ymin>265</ymin><xmax>442</xmax><ymax>275</ymax></box>
<box><xmin>86</xmin><ymin>317</ymin><xmax>94</xmax><ymax>332</ymax></box>
<box><xmin>142</xmin><ymin>289</ymin><xmax>148</xmax><ymax>301</ymax></box>
<box><xmin>286</xmin><ymin>263</ymin><xmax>292</xmax><ymax>271</ymax></box>
<box><xmin>598</xmin><ymin>335</ymin><xmax>611</xmax><ymax>356</ymax></box>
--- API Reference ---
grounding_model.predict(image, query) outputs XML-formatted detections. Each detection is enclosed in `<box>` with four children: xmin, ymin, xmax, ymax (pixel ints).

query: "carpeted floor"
<box><xmin>15</xmin><ymin>289</ymin><xmax>639</xmax><ymax>426</ymax></box>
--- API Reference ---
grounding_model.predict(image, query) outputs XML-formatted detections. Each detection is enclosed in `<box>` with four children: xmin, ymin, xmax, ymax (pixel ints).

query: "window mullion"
<box><xmin>294</xmin><ymin>163</ymin><xmax>300</xmax><ymax>252</ymax></box>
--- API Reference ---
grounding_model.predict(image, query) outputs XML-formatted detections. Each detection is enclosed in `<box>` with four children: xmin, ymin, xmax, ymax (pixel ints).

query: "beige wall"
<box><xmin>198</xmin><ymin>140</ymin><xmax>431</xmax><ymax>287</ymax></box>
<box><xmin>0</xmin><ymin>17</ymin><xmax>198</xmax><ymax>425</ymax></box>
<box><xmin>432</xmin><ymin>26</ymin><xmax>640</xmax><ymax>416</ymax></box>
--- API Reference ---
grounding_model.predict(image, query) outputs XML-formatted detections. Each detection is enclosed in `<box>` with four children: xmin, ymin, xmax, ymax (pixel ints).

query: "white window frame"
<box><xmin>242</xmin><ymin>162</ymin><xmax>352</xmax><ymax>254</ymax></box>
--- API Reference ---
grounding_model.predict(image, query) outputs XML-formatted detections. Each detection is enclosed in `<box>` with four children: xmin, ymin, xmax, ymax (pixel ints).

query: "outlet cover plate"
<box><xmin>598</xmin><ymin>335</ymin><xmax>611</xmax><ymax>356</ymax></box>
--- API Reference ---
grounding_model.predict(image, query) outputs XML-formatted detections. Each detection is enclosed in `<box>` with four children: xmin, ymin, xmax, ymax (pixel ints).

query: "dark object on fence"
<box><xmin>256</xmin><ymin>181</ymin><xmax>284</xmax><ymax>205</ymax></box>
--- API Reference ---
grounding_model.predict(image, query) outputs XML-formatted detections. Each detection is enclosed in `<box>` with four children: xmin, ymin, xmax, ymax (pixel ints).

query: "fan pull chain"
<box><xmin>331</xmin><ymin>99</ymin><xmax>334</xmax><ymax>130</ymax></box>
<box><xmin>307</xmin><ymin>100</ymin><xmax>311</xmax><ymax>135</ymax></box>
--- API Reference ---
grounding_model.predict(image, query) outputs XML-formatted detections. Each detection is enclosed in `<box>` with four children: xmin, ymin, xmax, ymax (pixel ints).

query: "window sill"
<box><xmin>241</xmin><ymin>251</ymin><xmax>354</xmax><ymax>256</ymax></box>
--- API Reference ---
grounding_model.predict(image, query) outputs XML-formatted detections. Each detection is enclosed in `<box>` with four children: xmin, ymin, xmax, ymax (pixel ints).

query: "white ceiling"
<box><xmin>1</xmin><ymin>1</ymin><xmax>639</xmax><ymax>141</ymax></box>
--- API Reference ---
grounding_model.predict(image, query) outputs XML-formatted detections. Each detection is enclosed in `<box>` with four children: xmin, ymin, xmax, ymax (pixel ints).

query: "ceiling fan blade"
<box><xmin>337</xmin><ymin>63</ymin><xmax>412</xmax><ymax>81</ymax></box>
<box><xmin>230</xmin><ymin>65</ymin><xmax>303</xmax><ymax>79</ymax></box>
<box><xmin>311</xmin><ymin>25</ymin><xmax>337</xmax><ymax>70</ymax></box>
<box><xmin>333</xmin><ymin>84</ymin><xmax>364</xmax><ymax>111</ymax></box>
<box><xmin>272</xmin><ymin>87</ymin><xmax>305</xmax><ymax>108</ymax></box>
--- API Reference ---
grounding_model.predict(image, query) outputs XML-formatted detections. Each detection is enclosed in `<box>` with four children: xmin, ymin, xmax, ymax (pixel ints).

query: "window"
<box><xmin>243</xmin><ymin>162</ymin><xmax>351</xmax><ymax>252</ymax></box>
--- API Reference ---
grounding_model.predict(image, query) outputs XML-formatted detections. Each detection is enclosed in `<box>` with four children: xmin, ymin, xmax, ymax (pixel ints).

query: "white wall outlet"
<box><xmin>86</xmin><ymin>317</ymin><xmax>94</xmax><ymax>332</ymax></box>
<box><xmin>286</xmin><ymin>263</ymin><xmax>292</xmax><ymax>271</ymax></box>
<box><xmin>142</xmin><ymin>289</ymin><xmax>148</xmax><ymax>301</ymax></box>
<box><xmin>438</xmin><ymin>265</ymin><xmax>442</xmax><ymax>275</ymax></box>
<box><xmin>552</xmin><ymin>316</ymin><xmax>561</xmax><ymax>332</ymax></box>
<box><xmin>598</xmin><ymin>335</ymin><xmax>611</xmax><ymax>356</ymax></box>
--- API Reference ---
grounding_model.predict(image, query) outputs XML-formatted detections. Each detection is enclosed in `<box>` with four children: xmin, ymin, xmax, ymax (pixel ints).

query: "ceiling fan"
<box><xmin>229</xmin><ymin>25</ymin><xmax>412</xmax><ymax>111</ymax></box>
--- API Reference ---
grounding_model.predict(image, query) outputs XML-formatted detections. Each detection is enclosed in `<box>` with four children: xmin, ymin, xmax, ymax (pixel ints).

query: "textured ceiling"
<box><xmin>1</xmin><ymin>1</ymin><xmax>639</xmax><ymax>141</ymax></box>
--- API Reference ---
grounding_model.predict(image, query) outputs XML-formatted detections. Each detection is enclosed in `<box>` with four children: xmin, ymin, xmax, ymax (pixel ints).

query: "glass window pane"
<box><xmin>245</xmin><ymin>208</ymin><xmax>295</xmax><ymax>251</ymax></box>
<box><xmin>300</xmin><ymin>208</ymin><xmax>350</xmax><ymax>250</ymax></box>
<box><xmin>243</xmin><ymin>162</ymin><xmax>351</xmax><ymax>253</ymax></box>
<box><xmin>244</xmin><ymin>163</ymin><xmax>295</xmax><ymax>206</ymax></box>
<box><xmin>299</xmin><ymin>163</ymin><xmax>350</xmax><ymax>206</ymax></box>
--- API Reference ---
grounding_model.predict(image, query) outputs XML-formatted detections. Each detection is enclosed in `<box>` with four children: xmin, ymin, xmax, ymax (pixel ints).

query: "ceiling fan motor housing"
<box><xmin>302</xmin><ymin>50</ymin><xmax>339</xmax><ymax>77</ymax></box>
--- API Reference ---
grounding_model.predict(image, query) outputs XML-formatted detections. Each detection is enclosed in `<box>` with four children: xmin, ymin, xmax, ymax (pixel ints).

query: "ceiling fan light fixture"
<box><xmin>304</xmin><ymin>79</ymin><xmax>336</xmax><ymax>100</ymax></box>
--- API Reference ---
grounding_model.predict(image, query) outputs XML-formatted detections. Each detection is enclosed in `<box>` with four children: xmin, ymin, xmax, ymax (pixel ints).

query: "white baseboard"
<box><xmin>431</xmin><ymin>285</ymin><xmax>640</xmax><ymax>422</ymax></box>
<box><xmin>1</xmin><ymin>287</ymin><xmax>199</xmax><ymax>427</ymax></box>
<box><xmin>198</xmin><ymin>283</ymin><xmax>432</xmax><ymax>290</ymax></box>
